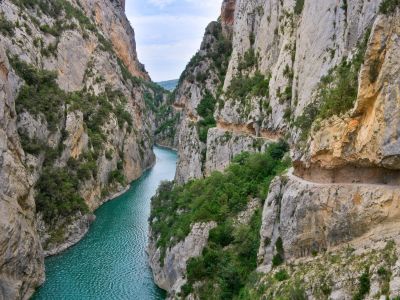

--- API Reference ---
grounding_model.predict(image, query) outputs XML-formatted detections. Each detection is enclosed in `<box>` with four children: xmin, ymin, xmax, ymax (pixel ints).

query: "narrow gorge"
<box><xmin>148</xmin><ymin>0</ymin><xmax>400</xmax><ymax>299</ymax></box>
<box><xmin>1</xmin><ymin>0</ymin><xmax>400</xmax><ymax>299</ymax></box>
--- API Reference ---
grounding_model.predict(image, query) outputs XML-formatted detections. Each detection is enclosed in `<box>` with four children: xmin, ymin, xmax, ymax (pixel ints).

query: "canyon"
<box><xmin>148</xmin><ymin>0</ymin><xmax>400</xmax><ymax>299</ymax></box>
<box><xmin>0</xmin><ymin>0</ymin><xmax>167</xmax><ymax>298</ymax></box>
<box><xmin>1</xmin><ymin>0</ymin><xmax>400</xmax><ymax>299</ymax></box>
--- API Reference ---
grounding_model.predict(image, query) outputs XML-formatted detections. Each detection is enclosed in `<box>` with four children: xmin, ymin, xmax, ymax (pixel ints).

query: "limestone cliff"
<box><xmin>150</xmin><ymin>0</ymin><xmax>400</xmax><ymax>299</ymax></box>
<box><xmin>0</xmin><ymin>0</ymin><xmax>164</xmax><ymax>298</ymax></box>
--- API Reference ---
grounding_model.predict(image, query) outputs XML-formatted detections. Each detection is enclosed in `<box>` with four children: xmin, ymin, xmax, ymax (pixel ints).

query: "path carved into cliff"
<box><xmin>217</xmin><ymin>121</ymin><xmax>282</xmax><ymax>140</ymax></box>
<box><xmin>290</xmin><ymin>165</ymin><xmax>400</xmax><ymax>187</ymax></box>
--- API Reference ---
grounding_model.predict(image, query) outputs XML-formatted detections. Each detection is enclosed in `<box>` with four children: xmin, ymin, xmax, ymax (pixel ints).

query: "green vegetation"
<box><xmin>379</xmin><ymin>0</ymin><xmax>400</xmax><ymax>14</ymax></box>
<box><xmin>369</xmin><ymin>58</ymin><xmax>380</xmax><ymax>83</ymax></box>
<box><xmin>274</xmin><ymin>269</ymin><xmax>289</xmax><ymax>281</ymax></box>
<box><xmin>272</xmin><ymin>237</ymin><xmax>285</xmax><ymax>267</ymax></box>
<box><xmin>353</xmin><ymin>268</ymin><xmax>370</xmax><ymax>300</ymax></box>
<box><xmin>36</xmin><ymin>166</ymin><xmax>88</xmax><ymax>224</ymax></box>
<box><xmin>238</xmin><ymin>49</ymin><xmax>258</xmax><ymax>72</ymax></box>
<box><xmin>10</xmin><ymin>57</ymin><xmax>132</xmax><ymax>148</ymax></box>
<box><xmin>183</xmin><ymin>210</ymin><xmax>262</xmax><ymax>299</ymax></box>
<box><xmin>18</xmin><ymin>130</ymin><xmax>46</xmax><ymax>155</ymax></box>
<box><xmin>12</xmin><ymin>0</ymin><xmax>96</xmax><ymax>32</ymax></box>
<box><xmin>295</xmin><ymin>28</ymin><xmax>371</xmax><ymax>141</ymax></box>
<box><xmin>294</xmin><ymin>0</ymin><xmax>305</xmax><ymax>15</ymax></box>
<box><xmin>10</xmin><ymin>56</ymin><xmax>63</xmax><ymax>132</ymax></box>
<box><xmin>117</xmin><ymin>58</ymin><xmax>141</xmax><ymax>87</ymax></box>
<box><xmin>207</xmin><ymin>22</ymin><xmax>233</xmax><ymax>78</ymax></box>
<box><xmin>176</xmin><ymin>20</ymin><xmax>232</xmax><ymax>125</ymax></box>
<box><xmin>9</xmin><ymin>58</ymin><xmax>135</xmax><ymax>225</ymax></box>
<box><xmin>0</xmin><ymin>13</ymin><xmax>15</xmax><ymax>36</ymax></box>
<box><xmin>226</xmin><ymin>71</ymin><xmax>270</xmax><ymax>102</ymax></box>
<box><xmin>156</xmin><ymin>79</ymin><xmax>178</xmax><ymax>91</ymax></box>
<box><xmin>151</xmin><ymin>141</ymin><xmax>290</xmax><ymax>299</ymax></box>
<box><xmin>237</xmin><ymin>240</ymin><xmax>396</xmax><ymax>300</ymax></box>
<box><xmin>155</xmin><ymin>108</ymin><xmax>180</xmax><ymax>140</ymax></box>
<box><xmin>196</xmin><ymin>92</ymin><xmax>217</xmax><ymax>143</ymax></box>
<box><xmin>223</xmin><ymin>45</ymin><xmax>270</xmax><ymax>120</ymax></box>
<box><xmin>109</xmin><ymin>169</ymin><xmax>126</xmax><ymax>186</ymax></box>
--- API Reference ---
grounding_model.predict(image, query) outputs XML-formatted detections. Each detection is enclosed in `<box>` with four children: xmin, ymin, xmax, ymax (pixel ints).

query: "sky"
<box><xmin>126</xmin><ymin>0</ymin><xmax>221</xmax><ymax>82</ymax></box>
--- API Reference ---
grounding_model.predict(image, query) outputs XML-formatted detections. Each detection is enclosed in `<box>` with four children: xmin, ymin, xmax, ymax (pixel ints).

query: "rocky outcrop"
<box><xmin>205</xmin><ymin>127</ymin><xmax>272</xmax><ymax>175</ymax></box>
<box><xmin>0</xmin><ymin>45</ymin><xmax>44</xmax><ymax>300</ymax></box>
<box><xmin>151</xmin><ymin>0</ymin><xmax>400</xmax><ymax>299</ymax></box>
<box><xmin>148</xmin><ymin>222</ymin><xmax>217</xmax><ymax>298</ymax></box>
<box><xmin>0</xmin><ymin>0</ymin><xmax>163</xmax><ymax>298</ymax></box>
<box><xmin>80</xmin><ymin>0</ymin><xmax>149</xmax><ymax>80</ymax></box>
<box><xmin>174</xmin><ymin>0</ymin><xmax>382</xmax><ymax>181</ymax></box>
<box><xmin>300</xmin><ymin>11</ymin><xmax>400</xmax><ymax>171</ymax></box>
<box><xmin>258</xmin><ymin>170</ymin><xmax>400</xmax><ymax>268</ymax></box>
<box><xmin>174</xmin><ymin>20</ymin><xmax>232</xmax><ymax>183</ymax></box>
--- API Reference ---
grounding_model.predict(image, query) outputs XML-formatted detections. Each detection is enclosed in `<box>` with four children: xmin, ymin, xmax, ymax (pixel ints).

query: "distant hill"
<box><xmin>157</xmin><ymin>79</ymin><xmax>179</xmax><ymax>91</ymax></box>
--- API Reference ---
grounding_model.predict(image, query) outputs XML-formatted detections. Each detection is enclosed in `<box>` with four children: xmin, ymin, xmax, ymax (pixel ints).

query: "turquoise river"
<box><xmin>33</xmin><ymin>147</ymin><xmax>177</xmax><ymax>300</ymax></box>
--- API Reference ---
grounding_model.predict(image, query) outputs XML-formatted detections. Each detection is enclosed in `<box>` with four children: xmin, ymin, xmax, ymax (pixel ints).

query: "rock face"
<box><xmin>205</xmin><ymin>127</ymin><xmax>271</xmax><ymax>175</ymax></box>
<box><xmin>301</xmin><ymin>11</ymin><xmax>400</xmax><ymax>171</ymax></box>
<box><xmin>148</xmin><ymin>222</ymin><xmax>217</xmax><ymax>298</ymax></box>
<box><xmin>173</xmin><ymin>20</ymin><xmax>231</xmax><ymax>183</ymax></box>
<box><xmin>258</xmin><ymin>170</ymin><xmax>400</xmax><ymax>268</ymax></box>
<box><xmin>174</xmin><ymin>0</ymin><xmax>382</xmax><ymax>182</ymax></box>
<box><xmin>0</xmin><ymin>0</ymin><xmax>163</xmax><ymax>298</ymax></box>
<box><xmin>150</xmin><ymin>0</ymin><xmax>400</xmax><ymax>299</ymax></box>
<box><xmin>80</xmin><ymin>0</ymin><xmax>149</xmax><ymax>80</ymax></box>
<box><xmin>0</xmin><ymin>46</ymin><xmax>44</xmax><ymax>300</ymax></box>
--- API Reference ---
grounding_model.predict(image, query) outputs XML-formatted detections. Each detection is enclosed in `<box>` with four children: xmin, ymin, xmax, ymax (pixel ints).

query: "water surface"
<box><xmin>33</xmin><ymin>147</ymin><xmax>177</xmax><ymax>300</ymax></box>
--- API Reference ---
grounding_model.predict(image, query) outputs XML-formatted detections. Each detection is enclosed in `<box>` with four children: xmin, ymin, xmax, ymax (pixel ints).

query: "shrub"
<box><xmin>18</xmin><ymin>130</ymin><xmax>46</xmax><ymax>155</ymax></box>
<box><xmin>369</xmin><ymin>58</ymin><xmax>380</xmax><ymax>83</ymax></box>
<box><xmin>77</xmin><ymin>160</ymin><xmax>97</xmax><ymax>180</ymax></box>
<box><xmin>10</xmin><ymin>56</ymin><xmax>63</xmax><ymax>132</ymax></box>
<box><xmin>36</xmin><ymin>166</ymin><xmax>88</xmax><ymax>224</ymax></box>
<box><xmin>289</xmin><ymin>283</ymin><xmax>307</xmax><ymax>300</ymax></box>
<box><xmin>238</xmin><ymin>49</ymin><xmax>258</xmax><ymax>71</ymax></box>
<box><xmin>272</xmin><ymin>237</ymin><xmax>285</xmax><ymax>267</ymax></box>
<box><xmin>208</xmin><ymin>221</ymin><xmax>234</xmax><ymax>247</ymax></box>
<box><xmin>379</xmin><ymin>0</ymin><xmax>400</xmax><ymax>14</ymax></box>
<box><xmin>109</xmin><ymin>169</ymin><xmax>126</xmax><ymax>185</ymax></box>
<box><xmin>294</xmin><ymin>0</ymin><xmax>305</xmax><ymax>15</ymax></box>
<box><xmin>353</xmin><ymin>268</ymin><xmax>370</xmax><ymax>300</ymax></box>
<box><xmin>115</xmin><ymin>105</ymin><xmax>133</xmax><ymax>131</ymax></box>
<box><xmin>295</xmin><ymin>28</ymin><xmax>371</xmax><ymax>140</ymax></box>
<box><xmin>275</xmin><ymin>269</ymin><xmax>289</xmax><ymax>281</ymax></box>
<box><xmin>0</xmin><ymin>13</ymin><xmax>15</xmax><ymax>36</ymax></box>
<box><xmin>377</xmin><ymin>266</ymin><xmax>389</xmax><ymax>277</ymax></box>
<box><xmin>196</xmin><ymin>92</ymin><xmax>217</xmax><ymax>143</ymax></box>
<box><xmin>151</xmin><ymin>143</ymin><xmax>291</xmax><ymax>299</ymax></box>
<box><xmin>226</xmin><ymin>72</ymin><xmax>270</xmax><ymax>101</ymax></box>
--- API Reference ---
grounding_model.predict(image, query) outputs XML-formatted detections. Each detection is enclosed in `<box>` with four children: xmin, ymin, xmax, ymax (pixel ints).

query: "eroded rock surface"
<box><xmin>0</xmin><ymin>0</ymin><xmax>162</xmax><ymax>298</ymax></box>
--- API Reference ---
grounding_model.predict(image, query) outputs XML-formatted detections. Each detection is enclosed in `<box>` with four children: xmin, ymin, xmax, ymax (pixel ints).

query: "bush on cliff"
<box><xmin>150</xmin><ymin>141</ymin><xmax>290</xmax><ymax>299</ymax></box>
<box><xmin>0</xmin><ymin>13</ymin><xmax>15</xmax><ymax>36</ymax></box>
<box><xmin>379</xmin><ymin>0</ymin><xmax>400</xmax><ymax>14</ymax></box>
<box><xmin>36</xmin><ymin>166</ymin><xmax>88</xmax><ymax>224</ymax></box>
<box><xmin>196</xmin><ymin>91</ymin><xmax>217</xmax><ymax>143</ymax></box>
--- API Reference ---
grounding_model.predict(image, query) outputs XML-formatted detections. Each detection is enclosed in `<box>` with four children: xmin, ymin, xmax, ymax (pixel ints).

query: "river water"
<box><xmin>32</xmin><ymin>147</ymin><xmax>177</xmax><ymax>300</ymax></box>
